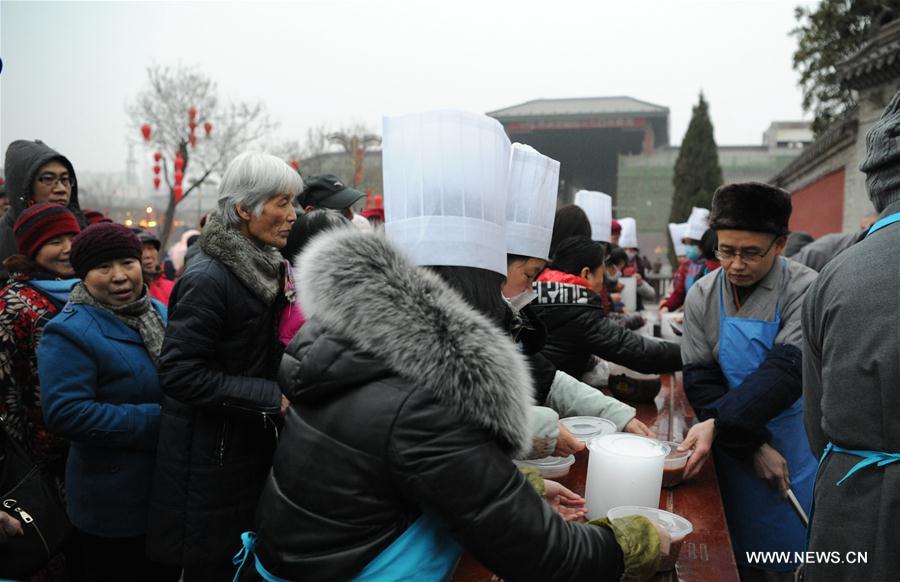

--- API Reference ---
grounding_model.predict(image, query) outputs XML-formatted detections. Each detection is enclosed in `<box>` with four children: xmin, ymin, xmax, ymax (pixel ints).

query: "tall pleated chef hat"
<box><xmin>383</xmin><ymin>110</ymin><xmax>512</xmax><ymax>276</ymax></box>
<box><xmin>684</xmin><ymin>207</ymin><xmax>710</xmax><ymax>241</ymax></box>
<box><xmin>574</xmin><ymin>190</ymin><xmax>612</xmax><ymax>243</ymax></box>
<box><xmin>668</xmin><ymin>222</ymin><xmax>689</xmax><ymax>256</ymax></box>
<box><xmin>618</xmin><ymin>217</ymin><xmax>639</xmax><ymax>249</ymax></box>
<box><xmin>506</xmin><ymin>143</ymin><xmax>560</xmax><ymax>260</ymax></box>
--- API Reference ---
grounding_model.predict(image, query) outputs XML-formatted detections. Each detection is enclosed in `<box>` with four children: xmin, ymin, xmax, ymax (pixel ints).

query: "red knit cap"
<box><xmin>82</xmin><ymin>208</ymin><xmax>113</xmax><ymax>225</ymax></box>
<box><xmin>70</xmin><ymin>222</ymin><xmax>143</xmax><ymax>279</ymax></box>
<box><xmin>611</xmin><ymin>219</ymin><xmax>622</xmax><ymax>235</ymax></box>
<box><xmin>13</xmin><ymin>203</ymin><xmax>81</xmax><ymax>259</ymax></box>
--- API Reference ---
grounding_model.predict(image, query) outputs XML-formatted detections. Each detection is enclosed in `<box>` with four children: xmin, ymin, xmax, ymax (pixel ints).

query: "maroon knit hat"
<box><xmin>70</xmin><ymin>222</ymin><xmax>143</xmax><ymax>279</ymax></box>
<box><xmin>82</xmin><ymin>208</ymin><xmax>113</xmax><ymax>225</ymax></box>
<box><xmin>13</xmin><ymin>203</ymin><xmax>81</xmax><ymax>259</ymax></box>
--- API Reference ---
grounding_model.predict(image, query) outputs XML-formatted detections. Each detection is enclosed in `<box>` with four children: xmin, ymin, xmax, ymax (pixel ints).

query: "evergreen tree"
<box><xmin>669</xmin><ymin>92</ymin><xmax>723</xmax><ymax>226</ymax></box>
<box><xmin>666</xmin><ymin>93</ymin><xmax>723</xmax><ymax>264</ymax></box>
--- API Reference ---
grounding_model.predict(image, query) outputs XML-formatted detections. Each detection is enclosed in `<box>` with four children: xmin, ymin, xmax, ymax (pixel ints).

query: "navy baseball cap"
<box><xmin>298</xmin><ymin>174</ymin><xmax>365</xmax><ymax>210</ymax></box>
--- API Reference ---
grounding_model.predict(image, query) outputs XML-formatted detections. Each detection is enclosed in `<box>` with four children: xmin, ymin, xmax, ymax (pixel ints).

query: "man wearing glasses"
<box><xmin>0</xmin><ymin>140</ymin><xmax>87</xmax><ymax>278</ymax></box>
<box><xmin>676</xmin><ymin>182</ymin><xmax>818</xmax><ymax>581</ymax></box>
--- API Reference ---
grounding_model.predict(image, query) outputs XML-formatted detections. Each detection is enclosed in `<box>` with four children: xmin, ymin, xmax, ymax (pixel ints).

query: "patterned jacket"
<box><xmin>0</xmin><ymin>275</ymin><xmax>70</xmax><ymax>474</ymax></box>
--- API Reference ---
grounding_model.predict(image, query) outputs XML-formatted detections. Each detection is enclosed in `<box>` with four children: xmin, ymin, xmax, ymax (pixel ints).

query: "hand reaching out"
<box><xmin>553</xmin><ymin>422</ymin><xmax>586</xmax><ymax>457</ymax></box>
<box><xmin>543</xmin><ymin>480</ymin><xmax>586</xmax><ymax>522</ymax></box>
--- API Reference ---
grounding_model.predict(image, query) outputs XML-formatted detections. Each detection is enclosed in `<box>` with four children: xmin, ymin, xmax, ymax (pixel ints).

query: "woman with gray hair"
<box><xmin>145</xmin><ymin>152</ymin><xmax>301</xmax><ymax>581</ymax></box>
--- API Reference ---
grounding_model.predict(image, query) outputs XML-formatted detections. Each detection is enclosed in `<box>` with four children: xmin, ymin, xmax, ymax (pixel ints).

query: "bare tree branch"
<box><xmin>127</xmin><ymin>64</ymin><xmax>278</xmax><ymax>248</ymax></box>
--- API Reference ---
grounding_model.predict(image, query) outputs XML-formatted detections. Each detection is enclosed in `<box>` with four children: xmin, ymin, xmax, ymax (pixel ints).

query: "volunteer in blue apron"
<box><xmin>677</xmin><ymin>182</ymin><xmax>819</xmax><ymax>581</ymax></box>
<box><xmin>801</xmin><ymin>92</ymin><xmax>900</xmax><ymax>582</ymax></box>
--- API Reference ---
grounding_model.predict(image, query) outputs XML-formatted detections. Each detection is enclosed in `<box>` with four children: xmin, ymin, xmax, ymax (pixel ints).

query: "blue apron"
<box><xmin>233</xmin><ymin>513</ymin><xmax>463</xmax><ymax>582</ymax></box>
<box><xmin>807</xmin><ymin>211</ymin><xmax>900</xmax><ymax>540</ymax></box>
<box><xmin>713</xmin><ymin>259</ymin><xmax>816</xmax><ymax>571</ymax></box>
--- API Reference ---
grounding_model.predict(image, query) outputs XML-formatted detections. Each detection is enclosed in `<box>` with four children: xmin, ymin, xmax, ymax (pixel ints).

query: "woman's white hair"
<box><xmin>218</xmin><ymin>152</ymin><xmax>304</xmax><ymax>228</ymax></box>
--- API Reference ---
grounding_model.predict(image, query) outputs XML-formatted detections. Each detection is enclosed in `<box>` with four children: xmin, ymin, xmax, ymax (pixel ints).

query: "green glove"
<box><xmin>517</xmin><ymin>466</ymin><xmax>545</xmax><ymax>496</ymax></box>
<box><xmin>589</xmin><ymin>515</ymin><xmax>660</xmax><ymax>581</ymax></box>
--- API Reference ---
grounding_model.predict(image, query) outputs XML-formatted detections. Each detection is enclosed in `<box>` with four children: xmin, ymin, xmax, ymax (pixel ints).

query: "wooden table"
<box><xmin>452</xmin><ymin>373</ymin><xmax>740</xmax><ymax>582</ymax></box>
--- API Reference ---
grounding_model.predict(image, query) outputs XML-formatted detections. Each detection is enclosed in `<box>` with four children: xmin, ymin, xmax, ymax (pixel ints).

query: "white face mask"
<box><xmin>502</xmin><ymin>289</ymin><xmax>538</xmax><ymax>313</ymax></box>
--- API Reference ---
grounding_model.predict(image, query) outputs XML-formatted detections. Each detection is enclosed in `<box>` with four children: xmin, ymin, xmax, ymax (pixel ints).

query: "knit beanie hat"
<box><xmin>860</xmin><ymin>90</ymin><xmax>900</xmax><ymax>212</ymax></box>
<box><xmin>82</xmin><ymin>208</ymin><xmax>113</xmax><ymax>225</ymax></box>
<box><xmin>70</xmin><ymin>222</ymin><xmax>143</xmax><ymax>279</ymax></box>
<box><xmin>14</xmin><ymin>203</ymin><xmax>81</xmax><ymax>258</ymax></box>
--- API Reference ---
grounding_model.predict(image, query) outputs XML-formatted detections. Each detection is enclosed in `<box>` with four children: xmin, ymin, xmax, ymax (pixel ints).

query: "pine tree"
<box><xmin>669</xmin><ymin>92</ymin><xmax>723</xmax><ymax>225</ymax></box>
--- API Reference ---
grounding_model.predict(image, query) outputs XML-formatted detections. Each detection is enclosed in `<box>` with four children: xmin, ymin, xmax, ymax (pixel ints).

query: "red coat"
<box><xmin>148</xmin><ymin>272</ymin><xmax>175</xmax><ymax>306</ymax></box>
<box><xmin>661</xmin><ymin>258</ymin><xmax>719</xmax><ymax>311</ymax></box>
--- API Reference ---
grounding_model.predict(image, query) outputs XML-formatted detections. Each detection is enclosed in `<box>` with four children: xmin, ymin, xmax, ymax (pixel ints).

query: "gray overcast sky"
<box><xmin>2</xmin><ymin>0</ymin><xmax>817</xmax><ymax>174</ymax></box>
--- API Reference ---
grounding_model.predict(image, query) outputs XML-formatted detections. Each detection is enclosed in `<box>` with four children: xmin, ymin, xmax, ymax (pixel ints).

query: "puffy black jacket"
<box><xmin>531</xmin><ymin>270</ymin><xmax>682</xmax><ymax>379</ymax></box>
<box><xmin>146</xmin><ymin>248</ymin><xmax>286</xmax><ymax>566</ymax></box>
<box><xmin>250</xmin><ymin>228</ymin><xmax>626</xmax><ymax>582</ymax></box>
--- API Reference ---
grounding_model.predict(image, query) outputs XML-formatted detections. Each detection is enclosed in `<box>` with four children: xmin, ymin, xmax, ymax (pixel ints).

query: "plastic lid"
<box><xmin>561</xmin><ymin>416</ymin><xmax>617</xmax><ymax>442</ymax></box>
<box><xmin>607</xmin><ymin>506</ymin><xmax>694</xmax><ymax>539</ymax></box>
<box><xmin>515</xmin><ymin>455</ymin><xmax>576</xmax><ymax>470</ymax></box>
<box><xmin>591</xmin><ymin>434</ymin><xmax>669</xmax><ymax>459</ymax></box>
<box><xmin>662</xmin><ymin>441</ymin><xmax>692</xmax><ymax>461</ymax></box>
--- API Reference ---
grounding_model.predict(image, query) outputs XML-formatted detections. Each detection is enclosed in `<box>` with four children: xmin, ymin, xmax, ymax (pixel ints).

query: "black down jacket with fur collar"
<box><xmin>250</xmin><ymin>229</ymin><xmax>625</xmax><ymax>581</ymax></box>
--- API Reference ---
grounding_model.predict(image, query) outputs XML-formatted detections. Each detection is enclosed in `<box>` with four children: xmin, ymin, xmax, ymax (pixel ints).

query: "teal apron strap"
<box><xmin>232</xmin><ymin>531</ymin><xmax>290</xmax><ymax>582</ymax></box>
<box><xmin>865</xmin><ymin>211</ymin><xmax>900</xmax><ymax>238</ymax></box>
<box><xmin>806</xmin><ymin>442</ymin><xmax>900</xmax><ymax>548</ymax></box>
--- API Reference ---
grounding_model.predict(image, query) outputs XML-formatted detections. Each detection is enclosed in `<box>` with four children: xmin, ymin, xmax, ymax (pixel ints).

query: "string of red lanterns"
<box><xmin>141</xmin><ymin>106</ymin><xmax>213</xmax><ymax>201</ymax></box>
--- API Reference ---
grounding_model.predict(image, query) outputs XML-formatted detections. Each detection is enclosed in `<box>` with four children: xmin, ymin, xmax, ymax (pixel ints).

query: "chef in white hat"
<box><xmin>573</xmin><ymin>190</ymin><xmax>612</xmax><ymax>243</ymax></box>
<box><xmin>615</xmin><ymin>217</ymin><xmax>656</xmax><ymax>310</ymax></box>
<box><xmin>660</xmin><ymin>207</ymin><xmax>719</xmax><ymax>312</ymax></box>
<box><xmin>668</xmin><ymin>222</ymin><xmax>690</xmax><ymax>261</ymax></box>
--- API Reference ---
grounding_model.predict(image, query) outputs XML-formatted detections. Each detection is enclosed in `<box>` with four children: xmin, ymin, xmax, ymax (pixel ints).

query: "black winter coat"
<box><xmin>146</xmin><ymin>249</ymin><xmax>286</xmax><ymax>566</ymax></box>
<box><xmin>531</xmin><ymin>270</ymin><xmax>682</xmax><ymax>379</ymax></box>
<box><xmin>250</xmin><ymin>228</ymin><xmax>626</xmax><ymax>582</ymax></box>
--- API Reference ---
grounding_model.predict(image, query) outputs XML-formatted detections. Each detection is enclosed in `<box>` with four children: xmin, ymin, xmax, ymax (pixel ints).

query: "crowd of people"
<box><xmin>1</xmin><ymin>92</ymin><xmax>899</xmax><ymax>582</ymax></box>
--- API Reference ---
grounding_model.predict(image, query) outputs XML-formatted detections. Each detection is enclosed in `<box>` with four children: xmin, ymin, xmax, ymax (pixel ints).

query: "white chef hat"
<box><xmin>618</xmin><ymin>217</ymin><xmax>638</xmax><ymax>249</ymax></box>
<box><xmin>506</xmin><ymin>143</ymin><xmax>560</xmax><ymax>260</ymax></box>
<box><xmin>574</xmin><ymin>190</ymin><xmax>612</xmax><ymax>243</ymax></box>
<box><xmin>668</xmin><ymin>222</ymin><xmax>689</xmax><ymax>256</ymax></box>
<box><xmin>684</xmin><ymin>207</ymin><xmax>710</xmax><ymax>241</ymax></box>
<box><xmin>383</xmin><ymin>110</ymin><xmax>511</xmax><ymax>276</ymax></box>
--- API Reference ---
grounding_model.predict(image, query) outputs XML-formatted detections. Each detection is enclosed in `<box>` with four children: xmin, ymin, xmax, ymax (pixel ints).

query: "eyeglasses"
<box><xmin>715</xmin><ymin>237</ymin><xmax>778</xmax><ymax>263</ymax></box>
<box><xmin>36</xmin><ymin>173</ymin><xmax>73</xmax><ymax>188</ymax></box>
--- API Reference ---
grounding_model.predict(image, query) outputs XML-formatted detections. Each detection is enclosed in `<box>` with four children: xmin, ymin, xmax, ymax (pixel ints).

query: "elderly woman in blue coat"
<box><xmin>38</xmin><ymin>223</ymin><xmax>180</xmax><ymax>582</ymax></box>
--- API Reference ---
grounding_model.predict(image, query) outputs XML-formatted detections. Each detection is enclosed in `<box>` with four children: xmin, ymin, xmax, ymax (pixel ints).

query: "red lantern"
<box><xmin>140</xmin><ymin>124</ymin><xmax>151</xmax><ymax>141</ymax></box>
<box><xmin>174</xmin><ymin>184</ymin><xmax>184</xmax><ymax>202</ymax></box>
<box><xmin>189</xmin><ymin>107</ymin><xmax>197</xmax><ymax>121</ymax></box>
<box><xmin>153</xmin><ymin>177</ymin><xmax>161</xmax><ymax>190</ymax></box>
<box><xmin>290</xmin><ymin>159</ymin><xmax>299</xmax><ymax>170</ymax></box>
<box><xmin>153</xmin><ymin>164</ymin><xmax>160</xmax><ymax>175</ymax></box>
<box><xmin>174</xmin><ymin>155</ymin><xmax>184</xmax><ymax>171</ymax></box>
<box><xmin>153</xmin><ymin>151</ymin><xmax>162</xmax><ymax>162</ymax></box>
<box><xmin>204</xmin><ymin>121</ymin><xmax>212</xmax><ymax>136</ymax></box>
<box><xmin>175</xmin><ymin>171</ymin><xmax>184</xmax><ymax>184</ymax></box>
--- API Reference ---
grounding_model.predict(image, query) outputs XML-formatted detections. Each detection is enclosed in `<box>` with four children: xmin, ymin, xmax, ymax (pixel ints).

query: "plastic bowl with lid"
<box><xmin>607</xmin><ymin>506</ymin><xmax>694</xmax><ymax>571</ymax></box>
<box><xmin>660</xmin><ymin>441</ymin><xmax>693</xmax><ymax>488</ymax></box>
<box><xmin>560</xmin><ymin>416</ymin><xmax>617</xmax><ymax>444</ymax></box>
<box><xmin>513</xmin><ymin>455</ymin><xmax>575</xmax><ymax>479</ymax></box>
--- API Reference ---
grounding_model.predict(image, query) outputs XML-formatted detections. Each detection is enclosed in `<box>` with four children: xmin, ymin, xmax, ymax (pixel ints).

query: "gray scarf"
<box><xmin>69</xmin><ymin>283</ymin><xmax>166</xmax><ymax>365</ymax></box>
<box><xmin>199</xmin><ymin>211</ymin><xmax>284</xmax><ymax>305</ymax></box>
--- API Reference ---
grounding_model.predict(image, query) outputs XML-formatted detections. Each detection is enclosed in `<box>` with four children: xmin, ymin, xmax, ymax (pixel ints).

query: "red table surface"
<box><xmin>452</xmin><ymin>374</ymin><xmax>740</xmax><ymax>582</ymax></box>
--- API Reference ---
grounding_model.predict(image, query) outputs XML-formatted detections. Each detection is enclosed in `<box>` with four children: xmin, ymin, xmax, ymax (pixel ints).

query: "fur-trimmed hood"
<box><xmin>292</xmin><ymin>228</ymin><xmax>535</xmax><ymax>457</ymax></box>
